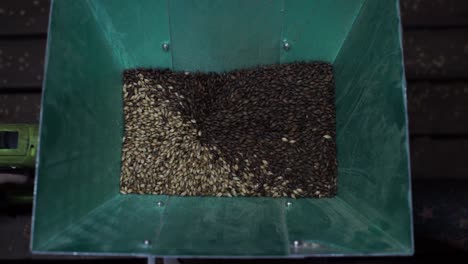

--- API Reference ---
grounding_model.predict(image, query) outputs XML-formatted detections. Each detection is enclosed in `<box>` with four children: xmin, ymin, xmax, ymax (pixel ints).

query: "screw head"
<box><xmin>143</xmin><ymin>239</ymin><xmax>151</xmax><ymax>246</ymax></box>
<box><xmin>162</xmin><ymin>42</ymin><xmax>170</xmax><ymax>52</ymax></box>
<box><xmin>156</xmin><ymin>201</ymin><xmax>164</xmax><ymax>207</ymax></box>
<box><xmin>293</xmin><ymin>240</ymin><xmax>302</xmax><ymax>247</ymax></box>
<box><xmin>283</xmin><ymin>41</ymin><xmax>291</xmax><ymax>51</ymax></box>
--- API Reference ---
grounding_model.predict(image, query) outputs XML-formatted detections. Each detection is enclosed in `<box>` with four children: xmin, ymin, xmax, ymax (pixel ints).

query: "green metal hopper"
<box><xmin>32</xmin><ymin>0</ymin><xmax>413</xmax><ymax>257</ymax></box>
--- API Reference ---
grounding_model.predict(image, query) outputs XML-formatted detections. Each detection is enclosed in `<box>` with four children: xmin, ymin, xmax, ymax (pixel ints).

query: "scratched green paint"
<box><xmin>32</xmin><ymin>0</ymin><xmax>412</xmax><ymax>257</ymax></box>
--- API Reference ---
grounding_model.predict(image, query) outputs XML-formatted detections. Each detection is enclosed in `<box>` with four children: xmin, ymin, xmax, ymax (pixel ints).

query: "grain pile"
<box><xmin>120</xmin><ymin>62</ymin><xmax>337</xmax><ymax>198</ymax></box>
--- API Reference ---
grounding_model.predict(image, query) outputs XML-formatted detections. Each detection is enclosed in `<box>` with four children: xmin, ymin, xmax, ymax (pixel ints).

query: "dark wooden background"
<box><xmin>1</xmin><ymin>0</ymin><xmax>467</xmax><ymax>261</ymax></box>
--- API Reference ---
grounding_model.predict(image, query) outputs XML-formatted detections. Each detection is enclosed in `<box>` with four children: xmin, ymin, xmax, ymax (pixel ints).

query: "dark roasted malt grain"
<box><xmin>120</xmin><ymin>62</ymin><xmax>337</xmax><ymax>198</ymax></box>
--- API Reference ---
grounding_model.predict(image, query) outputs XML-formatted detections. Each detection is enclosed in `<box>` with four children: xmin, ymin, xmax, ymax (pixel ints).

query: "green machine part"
<box><xmin>0</xmin><ymin>124</ymin><xmax>38</xmax><ymax>168</ymax></box>
<box><xmin>32</xmin><ymin>0</ymin><xmax>413</xmax><ymax>257</ymax></box>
